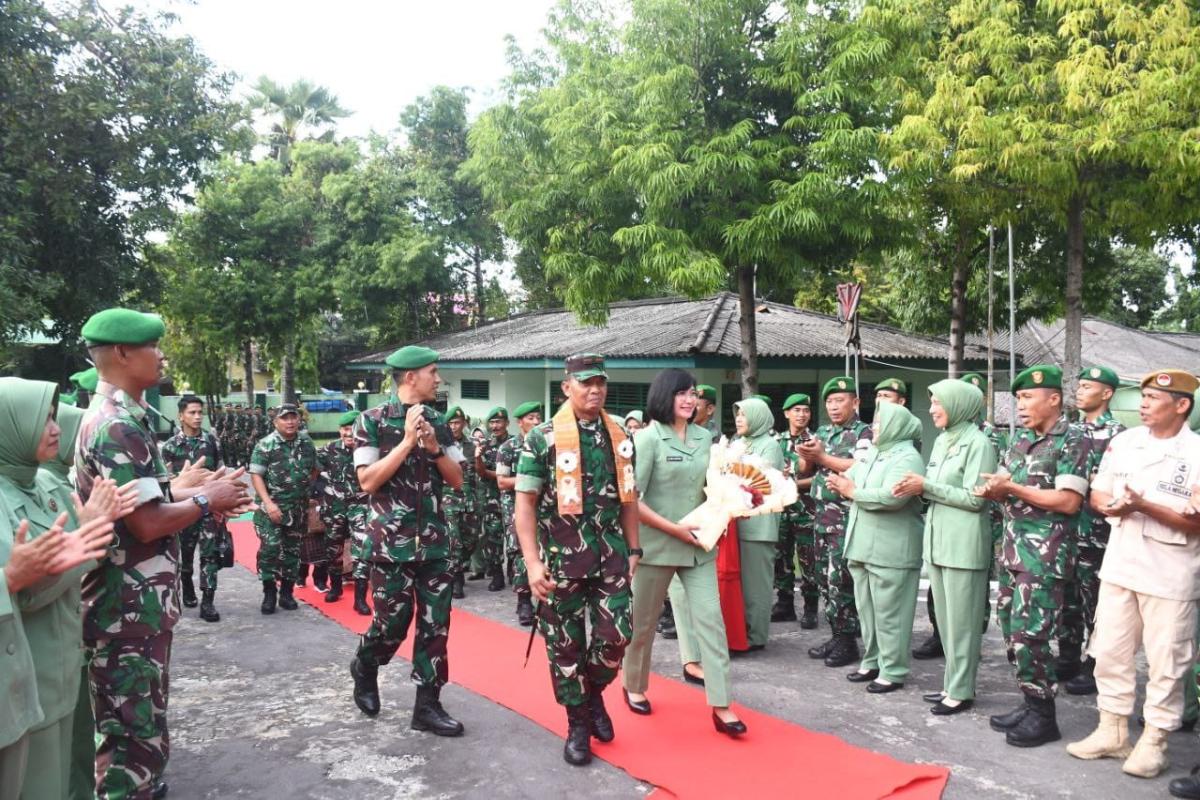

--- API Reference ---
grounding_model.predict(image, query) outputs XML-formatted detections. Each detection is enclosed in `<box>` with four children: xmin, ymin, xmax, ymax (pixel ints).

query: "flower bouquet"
<box><xmin>679</xmin><ymin>436</ymin><xmax>799</xmax><ymax>551</ymax></box>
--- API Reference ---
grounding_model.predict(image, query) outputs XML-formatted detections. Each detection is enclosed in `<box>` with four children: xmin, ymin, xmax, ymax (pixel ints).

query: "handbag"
<box><xmin>216</xmin><ymin>521</ymin><xmax>235</xmax><ymax>569</ymax></box>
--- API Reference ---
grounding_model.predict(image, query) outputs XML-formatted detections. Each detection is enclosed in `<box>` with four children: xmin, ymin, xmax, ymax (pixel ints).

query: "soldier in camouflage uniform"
<box><xmin>799</xmin><ymin>377</ymin><xmax>873</xmax><ymax>668</ymax></box>
<box><xmin>249</xmin><ymin>403</ymin><xmax>318</xmax><ymax>615</ymax></box>
<box><xmin>316</xmin><ymin>410</ymin><xmax>365</xmax><ymax>604</ymax></box>
<box><xmin>443</xmin><ymin>406</ymin><xmax>478</xmax><ymax>599</ymax></box>
<box><xmin>76</xmin><ymin>308</ymin><xmax>251</xmax><ymax>800</ymax></box>
<box><xmin>498</xmin><ymin>401</ymin><xmax>543</xmax><ymax>626</ymax></box>
<box><xmin>475</xmin><ymin>406</ymin><xmax>510</xmax><ymax>592</ymax></box>
<box><xmin>348</xmin><ymin>346</ymin><xmax>466</xmax><ymax>737</ymax></box>
<box><xmin>978</xmin><ymin>364</ymin><xmax>1089</xmax><ymax>748</ymax></box>
<box><xmin>515</xmin><ymin>354</ymin><xmax>640</xmax><ymax>766</ymax></box>
<box><xmin>772</xmin><ymin>393</ymin><xmax>820</xmax><ymax>628</ymax></box>
<box><xmin>160</xmin><ymin>395</ymin><xmax>224</xmax><ymax>622</ymax></box>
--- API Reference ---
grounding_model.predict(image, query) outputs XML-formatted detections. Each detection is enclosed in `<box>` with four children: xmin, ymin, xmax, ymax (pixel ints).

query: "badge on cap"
<box><xmin>1157</xmin><ymin>372</ymin><xmax>1172</xmax><ymax>387</ymax></box>
<box><xmin>1032</xmin><ymin>370</ymin><xmax>1044</xmax><ymax>385</ymax></box>
<box><xmin>1090</xmin><ymin>368</ymin><xmax>1101</xmax><ymax>379</ymax></box>
<box><xmin>891</xmin><ymin>382</ymin><xmax>899</xmax><ymax>391</ymax></box>
<box><xmin>837</xmin><ymin>380</ymin><xmax>847</xmax><ymax>390</ymax></box>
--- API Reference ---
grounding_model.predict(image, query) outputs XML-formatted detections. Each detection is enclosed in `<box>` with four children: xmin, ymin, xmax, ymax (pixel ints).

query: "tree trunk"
<box><xmin>242</xmin><ymin>340</ymin><xmax>255</xmax><ymax>407</ymax></box>
<box><xmin>1064</xmin><ymin>193</ymin><xmax>1085</xmax><ymax>404</ymax></box>
<box><xmin>473</xmin><ymin>250</ymin><xmax>486</xmax><ymax>325</ymax></box>
<box><xmin>281</xmin><ymin>339</ymin><xmax>297</xmax><ymax>404</ymax></box>
<box><xmin>947</xmin><ymin>227</ymin><xmax>972</xmax><ymax>377</ymax></box>
<box><xmin>737</xmin><ymin>264</ymin><xmax>759</xmax><ymax>398</ymax></box>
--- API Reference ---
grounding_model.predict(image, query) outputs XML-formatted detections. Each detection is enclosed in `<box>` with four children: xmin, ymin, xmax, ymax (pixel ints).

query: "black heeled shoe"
<box><xmin>931</xmin><ymin>699</ymin><xmax>974</xmax><ymax>716</ymax></box>
<box><xmin>846</xmin><ymin>669</ymin><xmax>879</xmax><ymax>683</ymax></box>
<box><xmin>866</xmin><ymin>680</ymin><xmax>905</xmax><ymax>694</ymax></box>
<box><xmin>923</xmin><ymin>691</ymin><xmax>947</xmax><ymax>704</ymax></box>
<box><xmin>712</xmin><ymin>711</ymin><xmax>747</xmax><ymax>737</ymax></box>
<box><xmin>623</xmin><ymin>688</ymin><xmax>651</xmax><ymax>716</ymax></box>
<box><xmin>683</xmin><ymin>666</ymin><xmax>705</xmax><ymax>686</ymax></box>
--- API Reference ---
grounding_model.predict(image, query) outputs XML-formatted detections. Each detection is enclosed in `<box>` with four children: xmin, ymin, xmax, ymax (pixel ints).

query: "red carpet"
<box><xmin>229</xmin><ymin>520</ymin><xmax>949</xmax><ymax>799</ymax></box>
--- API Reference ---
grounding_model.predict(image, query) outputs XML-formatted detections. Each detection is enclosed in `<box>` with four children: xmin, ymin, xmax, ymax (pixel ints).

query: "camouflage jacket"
<box><xmin>496</xmin><ymin>432</ymin><xmax>525</xmax><ymax>521</ymax></box>
<box><xmin>1073</xmin><ymin>410</ymin><xmax>1125</xmax><ymax>549</ymax></box>
<box><xmin>478</xmin><ymin>434</ymin><xmax>509</xmax><ymax>506</ymax></box>
<box><xmin>445</xmin><ymin>434</ymin><xmax>477</xmax><ymax>501</ymax></box>
<box><xmin>75</xmin><ymin>382</ymin><xmax>178</xmax><ymax>640</ymax></box>
<box><xmin>317</xmin><ymin>439</ymin><xmax>365</xmax><ymax>514</ymax></box>
<box><xmin>779</xmin><ymin>430</ymin><xmax>817</xmax><ymax>525</ymax></box>
<box><xmin>160</xmin><ymin>429</ymin><xmax>223</xmax><ymax>539</ymax></box>
<box><xmin>999</xmin><ymin>415</ymin><xmax>1090</xmax><ymax>578</ymax></box>
<box><xmin>249</xmin><ymin>431</ymin><xmax>318</xmax><ymax>510</ymax></box>
<box><xmin>353</xmin><ymin>398</ymin><xmax>461</xmax><ymax>563</ymax></box>
<box><xmin>811</xmin><ymin>418</ymin><xmax>874</xmax><ymax>507</ymax></box>
<box><xmin>515</xmin><ymin>417</ymin><xmax>633</xmax><ymax>580</ymax></box>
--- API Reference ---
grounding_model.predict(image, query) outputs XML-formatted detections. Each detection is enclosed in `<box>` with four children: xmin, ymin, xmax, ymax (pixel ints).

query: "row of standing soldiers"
<box><xmin>214</xmin><ymin>404</ymin><xmax>272</xmax><ymax>469</ymax></box>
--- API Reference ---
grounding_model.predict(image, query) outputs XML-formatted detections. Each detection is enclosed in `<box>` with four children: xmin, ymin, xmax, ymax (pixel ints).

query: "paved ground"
<box><xmin>167</xmin><ymin>567</ymin><xmax>1200</xmax><ymax>799</ymax></box>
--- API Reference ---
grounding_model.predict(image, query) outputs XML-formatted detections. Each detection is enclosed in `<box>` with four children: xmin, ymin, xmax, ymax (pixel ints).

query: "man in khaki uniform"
<box><xmin>1067</xmin><ymin>369</ymin><xmax>1200</xmax><ymax>781</ymax></box>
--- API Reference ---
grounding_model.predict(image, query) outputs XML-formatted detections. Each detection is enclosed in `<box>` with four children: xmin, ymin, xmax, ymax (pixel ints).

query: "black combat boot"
<box><xmin>151</xmin><ymin>778</ymin><xmax>168</xmax><ymax>799</ymax></box>
<box><xmin>452</xmin><ymin>572</ymin><xmax>466</xmax><ymax>599</ymax></box>
<box><xmin>657</xmin><ymin>600</ymin><xmax>677</xmax><ymax>640</ymax></box>
<box><xmin>1006</xmin><ymin>695</ymin><xmax>1061</xmax><ymax>747</ymax></box>
<box><xmin>823</xmin><ymin>634</ymin><xmax>859</xmax><ymax>668</ymax></box>
<box><xmin>517</xmin><ymin>594</ymin><xmax>535</xmax><ymax>627</ymax></box>
<box><xmin>353</xmin><ymin>578</ymin><xmax>372</xmax><ymax>615</ymax></box>
<box><xmin>770</xmin><ymin>592</ymin><xmax>797</xmax><ymax>623</ymax></box>
<box><xmin>313</xmin><ymin>564</ymin><xmax>328</xmax><ymax>593</ymax></box>
<box><xmin>1065</xmin><ymin>657</ymin><xmax>1097</xmax><ymax>695</ymax></box>
<box><xmin>467</xmin><ymin>569</ymin><xmax>486</xmax><ymax>581</ymax></box>
<box><xmin>199</xmin><ymin>589</ymin><xmax>220</xmax><ymax>623</ymax></box>
<box><xmin>1170</xmin><ymin>766</ymin><xmax>1200</xmax><ymax>799</ymax></box>
<box><xmin>589</xmin><ymin>689</ymin><xmax>615</xmax><ymax>742</ymax></box>
<box><xmin>296</xmin><ymin>563</ymin><xmax>309</xmax><ymax>588</ymax></box>
<box><xmin>1056</xmin><ymin>641</ymin><xmax>1083</xmax><ymax>682</ymax></box>
<box><xmin>989</xmin><ymin>702</ymin><xmax>1029</xmax><ymax>731</ymax></box>
<box><xmin>324</xmin><ymin>573</ymin><xmax>343</xmax><ymax>603</ymax></box>
<box><xmin>808</xmin><ymin>635</ymin><xmax>836</xmax><ymax>659</ymax></box>
<box><xmin>411</xmin><ymin>685</ymin><xmax>465</xmax><ymax>736</ymax></box>
<box><xmin>487</xmin><ymin>567</ymin><xmax>506</xmax><ymax>592</ymax></box>
<box><xmin>278</xmin><ymin>580</ymin><xmax>299</xmax><ymax>611</ymax></box>
<box><xmin>799</xmin><ymin>597</ymin><xmax>819</xmax><ymax>630</ymax></box>
<box><xmin>563</xmin><ymin>703</ymin><xmax>592</xmax><ymax>766</ymax></box>
<box><xmin>260</xmin><ymin>581</ymin><xmax>277</xmax><ymax>615</ymax></box>
<box><xmin>911</xmin><ymin>631</ymin><xmax>944</xmax><ymax>660</ymax></box>
<box><xmin>182</xmin><ymin>574</ymin><xmax>198</xmax><ymax>608</ymax></box>
<box><xmin>350</xmin><ymin>658</ymin><xmax>380</xmax><ymax>717</ymax></box>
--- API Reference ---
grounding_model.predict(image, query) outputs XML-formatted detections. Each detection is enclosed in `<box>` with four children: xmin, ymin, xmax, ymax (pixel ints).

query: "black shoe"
<box><xmin>278</xmin><ymin>580</ymin><xmax>299</xmax><ymax>611</ymax></box>
<box><xmin>412</xmin><ymin>685</ymin><xmax>465</xmax><ymax>736</ymax></box>
<box><xmin>151</xmin><ymin>779</ymin><xmax>168</xmax><ymax>799</ymax></box>
<box><xmin>467</xmin><ymin>570</ymin><xmax>486</xmax><ymax>581</ymax></box>
<box><xmin>824</xmin><ymin>635</ymin><xmax>859</xmax><ymax>668</ymax></box>
<box><xmin>808</xmin><ymin>636</ymin><xmax>835</xmax><ymax>659</ymax></box>
<box><xmin>199</xmin><ymin>589</ymin><xmax>220</xmax><ymax>623</ymax></box>
<box><xmin>1064</xmin><ymin>657</ymin><xmax>1097</xmax><ymax>696</ymax></box>
<box><xmin>770</xmin><ymin>594</ymin><xmax>797</xmax><ymax>623</ymax></box>
<box><xmin>313</xmin><ymin>565</ymin><xmax>328</xmax><ymax>592</ymax></box>
<box><xmin>912</xmin><ymin>632</ymin><xmax>944</xmax><ymax>660</ymax></box>
<box><xmin>847</xmin><ymin>669</ymin><xmax>879</xmax><ymax>683</ymax></box>
<box><xmin>487</xmin><ymin>569</ymin><xmax>506</xmax><ymax>592</ymax></box>
<box><xmin>712</xmin><ymin>711</ymin><xmax>747</xmax><ymax>737</ymax></box>
<box><xmin>923</xmin><ymin>691</ymin><xmax>947</xmax><ymax>704</ymax></box>
<box><xmin>452</xmin><ymin>573</ymin><xmax>466</xmax><ymax>599</ymax></box>
<box><xmin>1006</xmin><ymin>696</ymin><xmax>1060</xmax><ymax>748</ymax></box>
<box><xmin>181</xmin><ymin>574</ymin><xmax>198</xmax><ymax>608</ymax></box>
<box><xmin>350</xmin><ymin>658</ymin><xmax>380</xmax><ymax>717</ymax></box>
<box><xmin>517</xmin><ymin>595</ymin><xmax>535</xmax><ymax>627</ymax></box>
<box><xmin>1056</xmin><ymin>643</ymin><xmax>1083</xmax><ymax>682</ymax></box>
<box><xmin>589</xmin><ymin>690</ymin><xmax>614</xmax><ymax>743</ymax></box>
<box><xmin>260</xmin><ymin>581</ymin><xmax>277</xmax><ymax>615</ymax></box>
<box><xmin>623</xmin><ymin>688</ymin><xmax>651</xmax><ymax>715</ymax></box>
<box><xmin>799</xmin><ymin>599</ymin><xmax>819</xmax><ymax>630</ymax></box>
<box><xmin>297</xmin><ymin>563</ymin><xmax>309</xmax><ymax>588</ymax></box>
<box><xmin>1170</xmin><ymin>766</ymin><xmax>1200</xmax><ymax>799</ymax></box>
<box><xmin>683</xmin><ymin>666</ymin><xmax>705</xmax><ymax>686</ymax></box>
<box><xmin>867</xmin><ymin>680</ymin><xmax>905</xmax><ymax>694</ymax></box>
<box><xmin>325</xmin><ymin>574</ymin><xmax>344</xmax><ymax>603</ymax></box>
<box><xmin>353</xmin><ymin>578</ymin><xmax>372</xmax><ymax>616</ymax></box>
<box><xmin>990</xmin><ymin>702</ymin><xmax>1029</xmax><ymax>731</ymax></box>
<box><xmin>564</xmin><ymin>704</ymin><xmax>592</xmax><ymax>766</ymax></box>
<box><xmin>657</xmin><ymin>601</ymin><xmax>678</xmax><ymax>639</ymax></box>
<box><xmin>931</xmin><ymin>699</ymin><xmax>974</xmax><ymax>716</ymax></box>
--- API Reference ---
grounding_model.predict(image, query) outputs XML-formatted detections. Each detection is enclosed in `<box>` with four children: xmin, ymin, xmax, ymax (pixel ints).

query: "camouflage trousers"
<box><xmin>179</xmin><ymin>523</ymin><xmax>219</xmax><ymax>591</ymax></box>
<box><xmin>86</xmin><ymin>632</ymin><xmax>172</xmax><ymax>800</ymax></box>
<box><xmin>480</xmin><ymin>501</ymin><xmax>505</xmax><ymax>573</ymax></box>
<box><xmin>445</xmin><ymin>490</ymin><xmax>480</xmax><ymax>577</ymax></box>
<box><xmin>773</xmin><ymin>517</ymin><xmax>820</xmax><ymax>602</ymax></box>
<box><xmin>538</xmin><ymin>573</ymin><xmax>633</xmax><ymax>707</ymax></box>
<box><xmin>815</xmin><ymin>501</ymin><xmax>859</xmax><ymax>636</ymax></box>
<box><xmin>253</xmin><ymin>506</ymin><xmax>305</xmax><ymax>583</ymax></box>
<box><xmin>503</xmin><ymin>508</ymin><xmax>530</xmax><ymax>599</ymax></box>
<box><xmin>321</xmin><ymin>505</ymin><xmax>367</xmax><ymax>577</ymax></box>
<box><xmin>997</xmin><ymin>568</ymin><xmax>1063</xmax><ymax>700</ymax></box>
<box><xmin>356</xmin><ymin>559</ymin><xmax>453</xmax><ymax>688</ymax></box>
<box><xmin>1059</xmin><ymin>546</ymin><xmax>1104</xmax><ymax>653</ymax></box>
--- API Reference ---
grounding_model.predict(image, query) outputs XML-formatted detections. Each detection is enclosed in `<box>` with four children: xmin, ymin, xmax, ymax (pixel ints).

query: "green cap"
<box><xmin>1079</xmin><ymin>365</ymin><xmax>1120</xmax><ymax>389</ymax></box>
<box><xmin>960</xmin><ymin>373</ymin><xmax>985</xmax><ymax>390</ymax></box>
<box><xmin>486</xmin><ymin>406</ymin><xmax>509</xmax><ymax>421</ymax></box>
<box><xmin>875</xmin><ymin>378</ymin><xmax>907</xmax><ymax>397</ymax></box>
<box><xmin>336</xmin><ymin>410</ymin><xmax>360</xmax><ymax>427</ymax></box>
<box><xmin>696</xmin><ymin>384</ymin><xmax>716</xmax><ymax>402</ymax></box>
<box><xmin>752</xmin><ymin>394</ymin><xmax>771</xmax><ymax>405</ymax></box>
<box><xmin>513</xmin><ymin>401</ymin><xmax>543</xmax><ymax>419</ymax></box>
<box><xmin>385</xmin><ymin>345</ymin><xmax>439</xmax><ymax>371</ymax></box>
<box><xmin>564</xmin><ymin>353</ymin><xmax>608</xmax><ymax>381</ymax></box>
<box><xmin>821</xmin><ymin>376</ymin><xmax>857</xmax><ymax>401</ymax></box>
<box><xmin>444</xmin><ymin>405</ymin><xmax>467</xmax><ymax>422</ymax></box>
<box><xmin>70</xmin><ymin>367</ymin><xmax>99</xmax><ymax>392</ymax></box>
<box><xmin>81</xmin><ymin>308</ymin><xmax>165</xmax><ymax>346</ymax></box>
<box><xmin>1011</xmin><ymin>364</ymin><xmax>1062</xmax><ymax>392</ymax></box>
<box><xmin>782</xmin><ymin>393</ymin><xmax>811</xmax><ymax>411</ymax></box>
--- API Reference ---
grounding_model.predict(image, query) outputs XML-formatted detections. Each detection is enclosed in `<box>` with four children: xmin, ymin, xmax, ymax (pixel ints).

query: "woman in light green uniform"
<box><xmin>621</xmin><ymin>370</ymin><xmax>744</xmax><ymax>734</ymax></box>
<box><xmin>831</xmin><ymin>402</ymin><xmax>925</xmax><ymax>693</ymax></box>
<box><xmin>733</xmin><ymin>398</ymin><xmax>785</xmax><ymax>650</ymax></box>
<box><xmin>893</xmin><ymin>378</ymin><xmax>996</xmax><ymax>715</ymax></box>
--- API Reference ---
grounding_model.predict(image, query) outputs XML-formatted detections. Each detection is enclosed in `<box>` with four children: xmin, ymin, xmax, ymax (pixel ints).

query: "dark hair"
<box><xmin>178</xmin><ymin>395</ymin><xmax>203</xmax><ymax>412</ymax></box>
<box><xmin>645</xmin><ymin>368</ymin><xmax>697</xmax><ymax>425</ymax></box>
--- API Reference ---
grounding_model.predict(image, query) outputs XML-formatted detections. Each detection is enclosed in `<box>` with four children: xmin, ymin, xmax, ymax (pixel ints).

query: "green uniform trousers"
<box><xmin>849</xmin><ymin>561</ymin><xmax>920</xmax><ymax>683</ymax></box>
<box><xmin>69</xmin><ymin>664</ymin><xmax>94</xmax><ymax>800</ymax></box>
<box><xmin>740</xmin><ymin>541</ymin><xmax>776</xmax><ymax>648</ymax></box>
<box><xmin>0</xmin><ymin>735</ymin><xmax>29</xmax><ymax>800</ymax></box>
<box><xmin>622</xmin><ymin>561</ymin><xmax>731</xmax><ymax>708</ymax></box>
<box><xmin>19</xmin><ymin>713</ymin><xmax>74</xmax><ymax>800</ymax></box>
<box><xmin>929</xmin><ymin>563</ymin><xmax>989</xmax><ymax>701</ymax></box>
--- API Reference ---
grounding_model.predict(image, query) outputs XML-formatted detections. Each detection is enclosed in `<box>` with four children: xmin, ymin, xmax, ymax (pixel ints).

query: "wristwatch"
<box><xmin>192</xmin><ymin>494</ymin><xmax>211</xmax><ymax>518</ymax></box>
<box><xmin>429</xmin><ymin>447</ymin><xmax>445</xmax><ymax>459</ymax></box>
<box><xmin>627</xmin><ymin>547</ymin><xmax>644</xmax><ymax>557</ymax></box>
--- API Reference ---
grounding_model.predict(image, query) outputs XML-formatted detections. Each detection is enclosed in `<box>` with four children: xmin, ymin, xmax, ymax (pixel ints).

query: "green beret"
<box><xmin>565</xmin><ymin>353</ymin><xmax>608</xmax><ymax>381</ymax></box>
<box><xmin>1011</xmin><ymin>364</ymin><xmax>1062</xmax><ymax>392</ymax></box>
<box><xmin>70</xmin><ymin>367</ymin><xmax>98</xmax><ymax>392</ymax></box>
<box><xmin>960</xmin><ymin>373</ymin><xmax>985</xmax><ymax>390</ymax></box>
<box><xmin>696</xmin><ymin>384</ymin><xmax>717</xmax><ymax>402</ymax></box>
<box><xmin>1079</xmin><ymin>365</ymin><xmax>1120</xmax><ymax>389</ymax></box>
<box><xmin>444</xmin><ymin>405</ymin><xmax>467</xmax><ymax>423</ymax></box>
<box><xmin>486</xmin><ymin>406</ymin><xmax>509</xmax><ymax>421</ymax></box>
<box><xmin>752</xmin><ymin>394</ymin><xmax>772</xmax><ymax>405</ymax></box>
<box><xmin>336</xmin><ymin>410</ymin><xmax>360</xmax><ymax>427</ymax></box>
<box><xmin>385</xmin><ymin>345</ymin><xmax>439</xmax><ymax>371</ymax></box>
<box><xmin>513</xmin><ymin>401</ymin><xmax>543</xmax><ymax>419</ymax></box>
<box><xmin>60</xmin><ymin>391</ymin><xmax>78</xmax><ymax>408</ymax></box>
<box><xmin>821</xmin><ymin>376</ymin><xmax>856</xmax><ymax>401</ymax></box>
<box><xmin>782</xmin><ymin>393</ymin><xmax>811</xmax><ymax>410</ymax></box>
<box><xmin>81</xmin><ymin>308</ymin><xmax>165</xmax><ymax>346</ymax></box>
<box><xmin>875</xmin><ymin>378</ymin><xmax>907</xmax><ymax>397</ymax></box>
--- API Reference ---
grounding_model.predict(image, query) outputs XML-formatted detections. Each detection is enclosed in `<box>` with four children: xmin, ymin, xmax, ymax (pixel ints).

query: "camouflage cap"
<box><xmin>385</xmin><ymin>345</ymin><xmax>438</xmax><ymax>371</ymax></box>
<box><xmin>960</xmin><ymin>372</ymin><xmax>985</xmax><ymax>390</ymax></box>
<box><xmin>565</xmin><ymin>353</ymin><xmax>607</xmax><ymax>381</ymax></box>
<box><xmin>782</xmin><ymin>393</ymin><xmax>811</xmax><ymax>410</ymax></box>
<box><xmin>276</xmin><ymin>402</ymin><xmax>300</xmax><ymax>417</ymax></box>
<box><xmin>486</xmin><ymin>406</ymin><xmax>509</xmax><ymax>421</ymax></box>
<box><xmin>1011</xmin><ymin>364</ymin><xmax>1062</xmax><ymax>392</ymax></box>
<box><xmin>1141</xmin><ymin>369</ymin><xmax>1200</xmax><ymax>397</ymax></box>
<box><xmin>513</xmin><ymin>401</ymin><xmax>543</xmax><ymax>419</ymax></box>
<box><xmin>821</xmin><ymin>376</ymin><xmax>856</xmax><ymax>401</ymax></box>
<box><xmin>1079</xmin><ymin>365</ymin><xmax>1120</xmax><ymax>389</ymax></box>
<box><xmin>696</xmin><ymin>384</ymin><xmax>717</xmax><ymax>402</ymax></box>
<box><xmin>875</xmin><ymin>377</ymin><xmax>907</xmax><ymax>397</ymax></box>
<box><xmin>81</xmin><ymin>308</ymin><xmax>165</xmax><ymax>346</ymax></box>
<box><xmin>336</xmin><ymin>410</ymin><xmax>360</xmax><ymax>427</ymax></box>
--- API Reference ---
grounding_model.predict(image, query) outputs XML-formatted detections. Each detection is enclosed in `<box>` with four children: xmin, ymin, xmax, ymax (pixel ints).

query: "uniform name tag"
<box><xmin>666</xmin><ymin>455</ymin><xmax>684</xmax><ymax>462</ymax></box>
<box><xmin>1156</xmin><ymin>458</ymin><xmax>1194</xmax><ymax>500</ymax></box>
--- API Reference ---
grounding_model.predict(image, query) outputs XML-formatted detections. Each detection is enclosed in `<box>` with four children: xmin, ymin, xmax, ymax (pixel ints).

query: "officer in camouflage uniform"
<box><xmin>443</xmin><ymin>406</ymin><xmax>478</xmax><ymax>599</ymax></box>
<box><xmin>160</xmin><ymin>395</ymin><xmax>224</xmax><ymax>622</ymax></box>
<box><xmin>76</xmin><ymin>308</ymin><xmax>250</xmax><ymax>800</ymax></box>
<box><xmin>498</xmin><ymin>401</ymin><xmax>543</xmax><ymax>626</ymax></box>
<box><xmin>316</xmin><ymin>410</ymin><xmax>365</xmax><ymax>604</ymax></box>
<box><xmin>249</xmin><ymin>403</ymin><xmax>318</xmax><ymax>615</ymax></box>
<box><xmin>476</xmin><ymin>406</ymin><xmax>510</xmax><ymax>592</ymax></box>
<box><xmin>1059</xmin><ymin>365</ymin><xmax>1125</xmax><ymax>695</ymax></box>
<box><xmin>772</xmin><ymin>393</ymin><xmax>820</xmax><ymax>628</ymax></box>
<box><xmin>799</xmin><ymin>376</ymin><xmax>873</xmax><ymax>668</ymax></box>
<box><xmin>979</xmin><ymin>364</ymin><xmax>1089</xmax><ymax>748</ymax></box>
<box><xmin>348</xmin><ymin>346</ymin><xmax>466</xmax><ymax>737</ymax></box>
<box><xmin>515</xmin><ymin>354</ymin><xmax>640</xmax><ymax>766</ymax></box>
<box><xmin>216</xmin><ymin>403</ymin><xmax>233</xmax><ymax>464</ymax></box>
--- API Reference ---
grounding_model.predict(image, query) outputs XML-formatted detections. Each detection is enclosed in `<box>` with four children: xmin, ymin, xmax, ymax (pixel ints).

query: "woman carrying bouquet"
<box><xmin>621</xmin><ymin>369</ymin><xmax>746</xmax><ymax>735</ymax></box>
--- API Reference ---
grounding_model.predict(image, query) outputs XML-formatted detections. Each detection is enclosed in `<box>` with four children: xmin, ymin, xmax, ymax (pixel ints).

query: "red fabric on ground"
<box><xmin>715</xmin><ymin>521</ymin><xmax>749</xmax><ymax>652</ymax></box>
<box><xmin>229</xmin><ymin>520</ymin><xmax>948</xmax><ymax>799</ymax></box>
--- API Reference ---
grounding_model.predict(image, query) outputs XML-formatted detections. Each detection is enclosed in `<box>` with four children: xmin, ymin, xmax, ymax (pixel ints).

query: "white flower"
<box><xmin>617</xmin><ymin>439</ymin><xmax>634</xmax><ymax>459</ymax></box>
<box><xmin>557</xmin><ymin>450</ymin><xmax>579</xmax><ymax>473</ymax></box>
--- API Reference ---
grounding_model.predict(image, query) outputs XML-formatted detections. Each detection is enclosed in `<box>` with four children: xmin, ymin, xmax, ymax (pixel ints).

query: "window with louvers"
<box><xmin>460</xmin><ymin>379</ymin><xmax>490</xmax><ymax>400</ymax></box>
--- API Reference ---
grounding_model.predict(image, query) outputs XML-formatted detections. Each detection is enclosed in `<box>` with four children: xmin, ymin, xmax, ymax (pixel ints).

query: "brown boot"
<box><xmin>1067</xmin><ymin>710</ymin><xmax>1133</xmax><ymax>760</ymax></box>
<box><xmin>1123</xmin><ymin>725</ymin><xmax>1170</xmax><ymax>778</ymax></box>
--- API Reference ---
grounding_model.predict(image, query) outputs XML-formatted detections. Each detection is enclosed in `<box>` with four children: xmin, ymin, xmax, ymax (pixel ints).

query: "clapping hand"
<box><xmin>1104</xmin><ymin>487</ymin><xmax>1143</xmax><ymax>517</ymax></box>
<box><xmin>172</xmin><ymin>459</ymin><xmax>211</xmax><ymax>491</ymax></box>
<box><xmin>892</xmin><ymin>472</ymin><xmax>925</xmax><ymax>498</ymax></box>
<box><xmin>45</xmin><ymin>512</ymin><xmax>114</xmax><ymax>574</ymax></box>
<box><xmin>826</xmin><ymin>472</ymin><xmax>855</xmax><ymax>499</ymax></box>
<box><xmin>73</xmin><ymin>478</ymin><xmax>139</xmax><ymax>524</ymax></box>
<box><xmin>974</xmin><ymin>471</ymin><xmax>1012</xmax><ymax>500</ymax></box>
